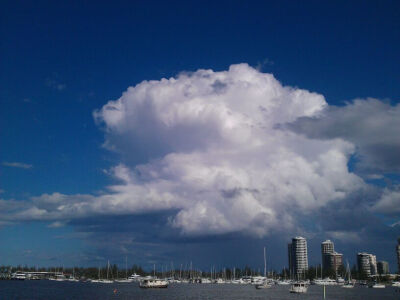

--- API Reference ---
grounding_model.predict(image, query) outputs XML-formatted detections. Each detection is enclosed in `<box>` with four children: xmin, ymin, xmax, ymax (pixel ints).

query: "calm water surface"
<box><xmin>0</xmin><ymin>281</ymin><xmax>399</xmax><ymax>300</ymax></box>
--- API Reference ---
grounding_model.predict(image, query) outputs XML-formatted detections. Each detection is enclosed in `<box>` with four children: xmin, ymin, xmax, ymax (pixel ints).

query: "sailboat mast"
<box><xmin>263</xmin><ymin>246</ymin><xmax>267</xmax><ymax>278</ymax></box>
<box><xmin>107</xmin><ymin>260</ymin><xmax>110</xmax><ymax>280</ymax></box>
<box><xmin>321</xmin><ymin>262</ymin><xmax>323</xmax><ymax>279</ymax></box>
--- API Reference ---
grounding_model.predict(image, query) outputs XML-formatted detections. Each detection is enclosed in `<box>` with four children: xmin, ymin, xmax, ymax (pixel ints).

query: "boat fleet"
<box><xmin>9</xmin><ymin>270</ymin><xmax>400</xmax><ymax>293</ymax></box>
<box><xmin>5</xmin><ymin>250</ymin><xmax>399</xmax><ymax>293</ymax></box>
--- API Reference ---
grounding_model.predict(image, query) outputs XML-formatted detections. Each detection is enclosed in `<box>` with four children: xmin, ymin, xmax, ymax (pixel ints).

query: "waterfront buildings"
<box><xmin>321</xmin><ymin>240</ymin><xmax>334</xmax><ymax>258</ymax></box>
<box><xmin>326</xmin><ymin>252</ymin><xmax>343</xmax><ymax>274</ymax></box>
<box><xmin>397</xmin><ymin>237</ymin><xmax>400</xmax><ymax>274</ymax></box>
<box><xmin>357</xmin><ymin>252</ymin><xmax>377</xmax><ymax>276</ymax></box>
<box><xmin>321</xmin><ymin>240</ymin><xmax>343</xmax><ymax>274</ymax></box>
<box><xmin>370</xmin><ymin>254</ymin><xmax>377</xmax><ymax>275</ymax></box>
<box><xmin>321</xmin><ymin>240</ymin><xmax>334</xmax><ymax>271</ymax></box>
<box><xmin>288</xmin><ymin>237</ymin><xmax>308</xmax><ymax>279</ymax></box>
<box><xmin>377</xmin><ymin>261</ymin><xmax>389</xmax><ymax>275</ymax></box>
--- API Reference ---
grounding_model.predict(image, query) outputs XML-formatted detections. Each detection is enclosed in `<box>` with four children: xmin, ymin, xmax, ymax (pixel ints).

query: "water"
<box><xmin>0</xmin><ymin>281</ymin><xmax>398</xmax><ymax>300</ymax></box>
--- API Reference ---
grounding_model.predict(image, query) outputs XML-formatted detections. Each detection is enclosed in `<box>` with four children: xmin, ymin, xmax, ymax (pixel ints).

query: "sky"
<box><xmin>1</xmin><ymin>0</ymin><xmax>400</xmax><ymax>272</ymax></box>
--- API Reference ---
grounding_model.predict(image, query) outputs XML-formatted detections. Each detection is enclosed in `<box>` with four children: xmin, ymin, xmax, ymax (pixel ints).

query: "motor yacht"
<box><xmin>128</xmin><ymin>273</ymin><xmax>142</xmax><ymax>281</ymax></box>
<box><xmin>11</xmin><ymin>272</ymin><xmax>27</xmax><ymax>280</ymax></box>
<box><xmin>139</xmin><ymin>278</ymin><xmax>168</xmax><ymax>288</ymax></box>
<box><xmin>290</xmin><ymin>282</ymin><xmax>308</xmax><ymax>293</ymax></box>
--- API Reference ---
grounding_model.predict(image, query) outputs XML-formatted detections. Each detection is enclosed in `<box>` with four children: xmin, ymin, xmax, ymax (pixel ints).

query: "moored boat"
<box><xmin>341</xmin><ymin>262</ymin><xmax>354</xmax><ymax>288</ymax></box>
<box><xmin>255</xmin><ymin>282</ymin><xmax>273</xmax><ymax>289</ymax></box>
<box><xmin>128</xmin><ymin>273</ymin><xmax>142</xmax><ymax>282</ymax></box>
<box><xmin>313</xmin><ymin>278</ymin><xmax>337</xmax><ymax>285</ymax></box>
<box><xmin>370</xmin><ymin>283</ymin><xmax>385</xmax><ymax>288</ymax></box>
<box><xmin>139</xmin><ymin>278</ymin><xmax>168</xmax><ymax>288</ymax></box>
<box><xmin>290</xmin><ymin>281</ymin><xmax>308</xmax><ymax>293</ymax></box>
<box><xmin>11</xmin><ymin>272</ymin><xmax>27</xmax><ymax>280</ymax></box>
<box><xmin>115</xmin><ymin>278</ymin><xmax>133</xmax><ymax>283</ymax></box>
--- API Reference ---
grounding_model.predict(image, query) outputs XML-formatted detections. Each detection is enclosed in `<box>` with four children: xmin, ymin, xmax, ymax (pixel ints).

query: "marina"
<box><xmin>0</xmin><ymin>279</ymin><xmax>399</xmax><ymax>299</ymax></box>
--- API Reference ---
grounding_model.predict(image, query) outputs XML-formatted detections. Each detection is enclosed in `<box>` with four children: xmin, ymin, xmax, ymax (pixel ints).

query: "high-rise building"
<box><xmin>321</xmin><ymin>240</ymin><xmax>334</xmax><ymax>255</ymax></box>
<box><xmin>369</xmin><ymin>254</ymin><xmax>377</xmax><ymax>275</ymax></box>
<box><xmin>397</xmin><ymin>237</ymin><xmax>400</xmax><ymax>274</ymax></box>
<box><xmin>357</xmin><ymin>252</ymin><xmax>371</xmax><ymax>276</ymax></box>
<box><xmin>321</xmin><ymin>240</ymin><xmax>334</xmax><ymax>271</ymax></box>
<box><xmin>357</xmin><ymin>252</ymin><xmax>377</xmax><ymax>276</ymax></box>
<box><xmin>321</xmin><ymin>240</ymin><xmax>342</xmax><ymax>274</ymax></box>
<box><xmin>326</xmin><ymin>252</ymin><xmax>343</xmax><ymax>274</ymax></box>
<box><xmin>377</xmin><ymin>261</ymin><xmax>389</xmax><ymax>275</ymax></box>
<box><xmin>288</xmin><ymin>237</ymin><xmax>308</xmax><ymax>279</ymax></box>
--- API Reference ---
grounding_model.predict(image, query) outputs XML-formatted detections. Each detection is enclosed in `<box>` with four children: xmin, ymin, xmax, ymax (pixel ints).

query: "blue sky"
<box><xmin>1</xmin><ymin>0</ymin><xmax>400</xmax><ymax>271</ymax></box>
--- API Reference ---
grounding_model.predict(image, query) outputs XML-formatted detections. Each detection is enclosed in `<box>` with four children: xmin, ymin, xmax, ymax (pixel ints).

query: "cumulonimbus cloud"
<box><xmin>2</xmin><ymin>64</ymin><xmax>373</xmax><ymax>236</ymax></box>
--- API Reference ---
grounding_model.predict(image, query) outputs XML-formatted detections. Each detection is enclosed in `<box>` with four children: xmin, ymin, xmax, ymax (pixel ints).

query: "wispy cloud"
<box><xmin>256</xmin><ymin>58</ymin><xmax>274</xmax><ymax>70</ymax></box>
<box><xmin>327</xmin><ymin>230</ymin><xmax>362</xmax><ymax>243</ymax></box>
<box><xmin>45</xmin><ymin>78</ymin><xmax>66</xmax><ymax>91</ymax></box>
<box><xmin>2</xmin><ymin>161</ymin><xmax>33</xmax><ymax>169</ymax></box>
<box><xmin>47</xmin><ymin>221</ymin><xmax>66</xmax><ymax>228</ymax></box>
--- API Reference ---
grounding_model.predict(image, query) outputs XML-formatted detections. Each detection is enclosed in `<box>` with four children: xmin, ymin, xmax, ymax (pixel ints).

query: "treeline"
<box><xmin>0</xmin><ymin>264</ymin><xmax>393</xmax><ymax>281</ymax></box>
<box><xmin>0</xmin><ymin>264</ymin><xmax>145</xmax><ymax>279</ymax></box>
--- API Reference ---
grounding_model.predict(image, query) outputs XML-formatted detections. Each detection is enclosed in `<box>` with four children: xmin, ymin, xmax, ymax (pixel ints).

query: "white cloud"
<box><xmin>2</xmin><ymin>161</ymin><xmax>33</xmax><ymax>169</ymax></box>
<box><xmin>47</xmin><ymin>221</ymin><xmax>66</xmax><ymax>228</ymax></box>
<box><xmin>0</xmin><ymin>64</ymin><xmax>367</xmax><ymax>237</ymax></box>
<box><xmin>372</xmin><ymin>186</ymin><xmax>400</xmax><ymax>215</ymax></box>
<box><xmin>327</xmin><ymin>230</ymin><xmax>361</xmax><ymax>243</ymax></box>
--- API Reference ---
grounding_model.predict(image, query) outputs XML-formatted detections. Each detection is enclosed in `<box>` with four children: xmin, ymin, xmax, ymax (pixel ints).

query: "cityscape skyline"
<box><xmin>1</xmin><ymin>1</ymin><xmax>400</xmax><ymax>270</ymax></box>
<box><xmin>2</xmin><ymin>236</ymin><xmax>399</xmax><ymax>277</ymax></box>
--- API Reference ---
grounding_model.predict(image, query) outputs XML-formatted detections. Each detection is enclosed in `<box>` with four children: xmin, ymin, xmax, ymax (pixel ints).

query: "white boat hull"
<box><xmin>255</xmin><ymin>284</ymin><xmax>272</xmax><ymax>289</ymax></box>
<box><xmin>290</xmin><ymin>283</ymin><xmax>308</xmax><ymax>293</ymax></box>
<box><xmin>371</xmin><ymin>284</ymin><xmax>385</xmax><ymax>288</ymax></box>
<box><xmin>140</xmin><ymin>279</ymin><xmax>168</xmax><ymax>288</ymax></box>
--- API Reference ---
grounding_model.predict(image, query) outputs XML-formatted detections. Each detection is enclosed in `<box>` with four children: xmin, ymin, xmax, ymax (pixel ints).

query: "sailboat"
<box><xmin>54</xmin><ymin>267</ymin><xmax>66</xmax><ymax>281</ymax></box>
<box><xmin>115</xmin><ymin>257</ymin><xmax>133</xmax><ymax>283</ymax></box>
<box><xmin>100</xmin><ymin>260</ymin><xmax>113</xmax><ymax>283</ymax></box>
<box><xmin>91</xmin><ymin>262</ymin><xmax>113</xmax><ymax>283</ymax></box>
<box><xmin>342</xmin><ymin>261</ymin><xmax>354</xmax><ymax>288</ymax></box>
<box><xmin>68</xmin><ymin>268</ymin><xmax>79</xmax><ymax>282</ymax></box>
<box><xmin>90</xmin><ymin>266</ymin><xmax>103</xmax><ymax>283</ymax></box>
<box><xmin>255</xmin><ymin>247</ymin><xmax>273</xmax><ymax>289</ymax></box>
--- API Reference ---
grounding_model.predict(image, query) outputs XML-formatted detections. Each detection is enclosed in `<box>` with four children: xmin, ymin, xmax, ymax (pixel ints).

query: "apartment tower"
<box><xmin>288</xmin><ymin>236</ymin><xmax>308</xmax><ymax>279</ymax></box>
<box><xmin>357</xmin><ymin>252</ymin><xmax>377</xmax><ymax>276</ymax></box>
<box><xmin>397</xmin><ymin>237</ymin><xmax>400</xmax><ymax>274</ymax></box>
